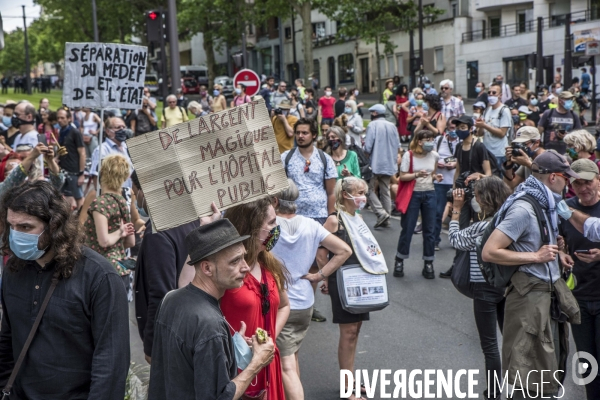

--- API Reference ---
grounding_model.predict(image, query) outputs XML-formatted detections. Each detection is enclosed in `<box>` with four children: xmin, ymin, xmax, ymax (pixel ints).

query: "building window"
<box><xmin>517</xmin><ymin>9</ymin><xmax>533</xmax><ymax>33</ymax></box>
<box><xmin>387</xmin><ymin>56</ymin><xmax>394</xmax><ymax>78</ymax></box>
<box><xmin>505</xmin><ymin>56</ymin><xmax>528</xmax><ymax>86</ymax></box>
<box><xmin>313</xmin><ymin>60</ymin><xmax>321</xmax><ymax>87</ymax></box>
<box><xmin>396</xmin><ymin>54</ymin><xmax>404</xmax><ymax>76</ymax></box>
<box><xmin>379</xmin><ymin>56</ymin><xmax>386</xmax><ymax>78</ymax></box>
<box><xmin>262</xmin><ymin>48</ymin><xmax>272</xmax><ymax>76</ymax></box>
<box><xmin>490</xmin><ymin>17</ymin><xmax>501</xmax><ymax>37</ymax></box>
<box><xmin>248</xmin><ymin>25</ymin><xmax>254</xmax><ymax>35</ymax></box>
<box><xmin>435</xmin><ymin>47</ymin><xmax>444</xmax><ymax>71</ymax></box>
<box><xmin>285</xmin><ymin>27</ymin><xmax>292</xmax><ymax>40</ymax></box>
<box><xmin>450</xmin><ymin>0</ymin><xmax>458</xmax><ymax>18</ymax></box>
<box><xmin>338</xmin><ymin>54</ymin><xmax>355</xmax><ymax>84</ymax></box>
<box><xmin>312</xmin><ymin>22</ymin><xmax>326</xmax><ymax>39</ymax></box>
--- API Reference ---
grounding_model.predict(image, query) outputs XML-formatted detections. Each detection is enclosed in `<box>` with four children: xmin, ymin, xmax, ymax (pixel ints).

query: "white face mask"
<box><xmin>471</xmin><ymin>197</ymin><xmax>481</xmax><ymax>214</ymax></box>
<box><xmin>473</xmin><ymin>113</ymin><xmax>481</xmax><ymax>119</ymax></box>
<box><xmin>488</xmin><ymin>96</ymin><xmax>499</xmax><ymax>106</ymax></box>
<box><xmin>325</xmin><ymin>91</ymin><xmax>332</xmax><ymax>96</ymax></box>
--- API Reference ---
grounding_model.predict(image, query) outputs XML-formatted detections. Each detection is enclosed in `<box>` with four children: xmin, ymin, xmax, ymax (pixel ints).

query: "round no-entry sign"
<box><xmin>233</xmin><ymin>69</ymin><xmax>261</xmax><ymax>97</ymax></box>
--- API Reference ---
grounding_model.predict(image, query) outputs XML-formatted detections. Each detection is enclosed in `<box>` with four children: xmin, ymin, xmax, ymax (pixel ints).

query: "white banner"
<box><xmin>62</xmin><ymin>42</ymin><xmax>148</xmax><ymax>109</ymax></box>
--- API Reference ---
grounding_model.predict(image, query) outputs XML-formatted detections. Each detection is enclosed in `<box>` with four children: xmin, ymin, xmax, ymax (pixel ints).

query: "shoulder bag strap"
<box><xmin>284</xmin><ymin>148</ymin><xmax>297</xmax><ymax>177</ymax></box>
<box><xmin>409</xmin><ymin>150</ymin><xmax>413</xmax><ymax>173</ymax></box>
<box><xmin>317</xmin><ymin>149</ymin><xmax>328</xmax><ymax>183</ymax></box>
<box><xmin>2</xmin><ymin>277</ymin><xmax>59</xmax><ymax>398</ymax></box>
<box><xmin>260</xmin><ymin>270</ymin><xmax>271</xmax><ymax>388</ymax></box>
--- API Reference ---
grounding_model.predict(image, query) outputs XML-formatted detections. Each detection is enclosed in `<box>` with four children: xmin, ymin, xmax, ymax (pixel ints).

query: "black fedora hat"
<box><xmin>185</xmin><ymin>219</ymin><xmax>250</xmax><ymax>265</ymax></box>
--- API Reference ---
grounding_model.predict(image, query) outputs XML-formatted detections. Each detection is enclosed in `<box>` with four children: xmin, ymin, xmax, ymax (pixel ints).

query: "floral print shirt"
<box><xmin>83</xmin><ymin>193</ymin><xmax>131</xmax><ymax>275</ymax></box>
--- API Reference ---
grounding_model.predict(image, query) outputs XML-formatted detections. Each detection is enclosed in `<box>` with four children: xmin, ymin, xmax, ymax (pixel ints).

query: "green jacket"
<box><xmin>502</xmin><ymin>271</ymin><xmax>579</xmax><ymax>395</ymax></box>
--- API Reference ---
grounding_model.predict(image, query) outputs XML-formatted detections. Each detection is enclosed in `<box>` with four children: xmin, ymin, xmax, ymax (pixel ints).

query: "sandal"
<box><xmin>341</xmin><ymin>388</ymin><xmax>366</xmax><ymax>400</ymax></box>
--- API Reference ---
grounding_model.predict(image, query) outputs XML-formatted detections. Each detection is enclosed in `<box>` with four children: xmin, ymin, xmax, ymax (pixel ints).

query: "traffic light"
<box><xmin>146</xmin><ymin>10</ymin><xmax>162</xmax><ymax>43</ymax></box>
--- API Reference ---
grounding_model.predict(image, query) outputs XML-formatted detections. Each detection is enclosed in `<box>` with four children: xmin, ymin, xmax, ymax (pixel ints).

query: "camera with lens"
<box><xmin>511</xmin><ymin>142</ymin><xmax>528</xmax><ymax>157</ymax></box>
<box><xmin>446</xmin><ymin>171</ymin><xmax>474</xmax><ymax>203</ymax></box>
<box><xmin>273</xmin><ymin>108</ymin><xmax>283</xmax><ymax>115</ymax></box>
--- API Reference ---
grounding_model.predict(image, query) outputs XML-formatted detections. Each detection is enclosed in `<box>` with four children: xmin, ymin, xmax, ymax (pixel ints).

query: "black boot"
<box><xmin>422</xmin><ymin>262</ymin><xmax>435</xmax><ymax>279</ymax></box>
<box><xmin>393</xmin><ymin>258</ymin><xmax>404</xmax><ymax>277</ymax></box>
<box><xmin>439</xmin><ymin>266</ymin><xmax>453</xmax><ymax>279</ymax></box>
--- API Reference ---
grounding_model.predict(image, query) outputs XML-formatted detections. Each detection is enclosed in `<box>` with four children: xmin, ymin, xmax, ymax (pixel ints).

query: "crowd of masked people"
<box><xmin>0</xmin><ymin>68</ymin><xmax>599</xmax><ymax>400</ymax></box>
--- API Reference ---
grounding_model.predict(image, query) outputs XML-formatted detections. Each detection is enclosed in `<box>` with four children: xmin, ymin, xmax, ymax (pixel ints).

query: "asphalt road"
<box><xmin>298</xmin><ymin>210</ymin><xmax>586</xmax><ymax>400</ymax></box>
<box><xmin>127</xmin><ymin>209</ymin><xmax>587</xmax><ymax>399</ymax></box>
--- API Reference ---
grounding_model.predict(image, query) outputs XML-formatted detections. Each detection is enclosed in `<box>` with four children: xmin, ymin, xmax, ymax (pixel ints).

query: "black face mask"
<box><xmin>114</xmin><ymin>129</ymin><xmax>129</xmax><ymax>142</ymax></box>
<box><xmin>11</xmin><ymin>115</ymin><xmax>31</xmax><ymax>128</ymax></box>
<box><xmin>456</xmin><ymin>129</ymin><xmax>470</xmax><ymax>140</ymax></box>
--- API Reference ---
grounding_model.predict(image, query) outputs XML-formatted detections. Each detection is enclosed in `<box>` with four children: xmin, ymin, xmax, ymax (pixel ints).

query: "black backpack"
<box><xmin>476</xmin><ymin>194</ymin><xmax>550</xmax><ymax>288</ymax></box>
<box><xmin>457</xmin><ymin>140</ymin><xmax>501</xmax><ymax>178</ymax></box>
<box><xmin>348</xmin><ymin>138</ymin><xmax>373</xmax><ymax>181</ymax></box>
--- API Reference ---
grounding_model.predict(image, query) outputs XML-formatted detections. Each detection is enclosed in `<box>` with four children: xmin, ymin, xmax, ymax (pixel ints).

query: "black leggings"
<box><xmin>473</xmin><ymin>283</ymin><xmax>505</xmax><ymax>399</ymax></box>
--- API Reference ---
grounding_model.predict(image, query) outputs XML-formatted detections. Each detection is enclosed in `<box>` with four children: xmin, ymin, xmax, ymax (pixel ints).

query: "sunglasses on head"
<box><xmin>261</xmin><ymin>283</ymin><xmax>270</xmax><ymax>316</ymax></box>
<box><xmin>303</xmin><ymin>159</ymin><xmax>311</xmax><ymax>173</ymax></box>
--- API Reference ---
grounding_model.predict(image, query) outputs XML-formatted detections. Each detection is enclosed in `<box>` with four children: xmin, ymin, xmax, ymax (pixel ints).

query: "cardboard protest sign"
<box><xmin>128</xmin><ymin>98</ymin><xmax>289</xmax><ymax>231</ymax></box>
<box><xmin>62</xmin><ymin>43</ymin><xmax>148</xmax><ymax>109</ymax></box>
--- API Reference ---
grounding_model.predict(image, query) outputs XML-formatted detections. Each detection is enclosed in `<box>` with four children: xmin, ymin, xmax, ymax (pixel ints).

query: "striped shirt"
<box><xmin>441</xmin><ymin>96</ymin><xmax>465</xmax><ymax>120</ymax></box>
<box><xmin>448</xmin><ymin>220</ymin><xmax>487</xmax><ymax>283</ymax></box>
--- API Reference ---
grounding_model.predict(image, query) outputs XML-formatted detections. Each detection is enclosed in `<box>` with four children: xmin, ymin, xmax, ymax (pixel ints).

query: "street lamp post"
<box><xmin>22</xmin><ymin>6</ymin><xmax>31</xmax><ymax>95</ymax></box>
<box><xmin>563</xmin><ymin>13</ymin><xmax>572</xmax><ymax>89</ymax></box>
<box><xmin>167</xmin><ymin>0</ymin><xmax>181</xmax><ymax>93</ymax></box>
<box><xmin>535</xmin><ymin>17</ymin><xmax>544</xmax><ymax>88</ymax></box>
<box><xmin>418</xmin><ymin>0</ymin><xmax>424</xmax><ymax>82</ymax></box>
<box><xmin>91</xmin><ymin>0</ymin><xmax>99</xmax><ymax>42</ymax></box>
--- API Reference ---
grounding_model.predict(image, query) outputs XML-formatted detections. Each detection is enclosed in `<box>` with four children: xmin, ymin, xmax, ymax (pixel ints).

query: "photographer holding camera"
<box><xmin>272</xmin><ymin>100</ymin><xmax>299</xmax><ymax>154</ymax></box>
<box><xmin>439</xmin><ymin>115</ymin><xmax>492</xmax><ymax>279</ymax></box>
<box><xmin>503</xmin><ymin>126</ymin><xmax>545</xmax><ymax>190</ymax></box>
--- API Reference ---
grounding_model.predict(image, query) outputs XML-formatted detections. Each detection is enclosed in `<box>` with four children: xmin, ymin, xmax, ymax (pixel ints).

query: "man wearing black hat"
<box><xmin>149</xmin><ymin>219</ymin><xmax>275</xmax><ymax>400</ymax></box>
<box><xmin>482</xmin><ymin>151</ymin><xmax>580</xmax><ymax>399</ymax></box>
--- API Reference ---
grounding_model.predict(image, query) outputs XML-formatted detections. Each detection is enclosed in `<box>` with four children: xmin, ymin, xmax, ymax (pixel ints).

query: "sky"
<box><xmin>1</xmin><ymin>0</ymin><xmax>41</xmax><ymax>33</ymax></box>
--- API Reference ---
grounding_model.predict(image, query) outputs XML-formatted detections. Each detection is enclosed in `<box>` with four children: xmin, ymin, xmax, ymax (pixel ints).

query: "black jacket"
<box><xmin>134</xmin><ymin>219</ymin><xmax>199</xmax><ymax>357</ymax></box>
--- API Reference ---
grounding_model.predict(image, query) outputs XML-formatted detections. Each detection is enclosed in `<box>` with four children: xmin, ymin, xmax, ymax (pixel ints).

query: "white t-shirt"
<box><xmin>271</xmin><ymin>215</ymin><xmax>330</xmax><ymax>310</ymax></box>
<box><xmin>482</xmin><ymin>105</ymin><xmax>512</xmax><ymax>157</ymax></box>
<box><xmin>434</xmin><ymin>135</ymin><xmax>459</xmax><ymax>185</ymax></box>
<box><xmin>400</xmin><ymin>150</ymin><xmax>439</xmax><ymax>191</ymax></box>
<box><xmin>13</xmin><ymin>129</ymin><xmax>39</xmax><ymax>149</ymax></box>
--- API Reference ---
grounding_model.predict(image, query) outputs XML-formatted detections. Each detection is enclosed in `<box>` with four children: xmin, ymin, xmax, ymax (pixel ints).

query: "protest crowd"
<box><xmin>0</xmin><ymin>67</ymin><xmax>600</xmax><ymax>400</ymax></box>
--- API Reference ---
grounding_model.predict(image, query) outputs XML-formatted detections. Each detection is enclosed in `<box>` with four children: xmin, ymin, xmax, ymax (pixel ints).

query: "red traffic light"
<box><xmin>148</xmin><ymin>11</ymin><xmax>158</xmax><ymax>20</ymax></box>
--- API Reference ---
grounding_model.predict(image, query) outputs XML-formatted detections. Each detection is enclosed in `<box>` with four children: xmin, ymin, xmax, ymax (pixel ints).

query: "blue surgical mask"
<box><xmin>448</xmin><ymin>130</ymin><xmax>458</xmax><ymax>139</ymax></box>
<box><xmin>53</xmin><ymin>123</ymin><xmax>60</xmax><ymax>130</ymax></box>
<box><xmin>422</xmin><ymin>141</ymin><xmax>435</xmax><ymax>153</ymax></box>
<box><xmin>345</xmin><ymin>107</ymin><xmax>352</xmax><ymax>114</ymax></box>
<box><xmin>475</xmin><ymin>87</ymin><xmax>482</xmax><ymax>93</ymax></box>
<box><xmin>9</xmin><ymin>228</ymin><xmax>47</xmax><ymax>260</ymax></box>
<box><xmin>231</xmin><ymin>329</ymin><xmax>253</xmax><ymax>370</ymax></box>
<box><xmin>235</xmin><ymin>88</ymin><xmax>242</xmax><ymax>95</ymax></box>
<box><xmin>555</xmin><ymin>87</ymin><xmax>563</xmax><ymax>95</ymax></box>
<box><xmin>2</xmin><ymin>116</ymin><xmax>12</xmax><ymax>127</ymax></box>
<box><xmin>136</xmin><ymin>197</ymin><xmax>148</xmax><ymax>218</ymax></box>
<box><xmin>213</xmin><ymin>90</ymin><xmax>220</xmax><ymax>96</ymax></box>
<box><xmin>530</xmin><ymin>98</ymin><xmax>538</xmax><ymax>106</ymax></box>
<box><xmin>424</xmin><ymin>83</ymin><xmax>431</xmax><ymax>89</ymax></box>
<box><xmin>422</xmin><ymin>103</ymin><xmax>429</xmax><ymax>111</ymax></box>
<box><xmin>563</xmin><ymin>100</ymin><xmax>574</xmax><ymax>111</ymax></box>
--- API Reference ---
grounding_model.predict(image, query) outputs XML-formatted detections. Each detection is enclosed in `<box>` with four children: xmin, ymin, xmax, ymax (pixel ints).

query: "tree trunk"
<box><xmin>296</xmin><ymin>1</ymin><xmax>313</xmax><ymax>80</ymax></box>
<box><xmin>375</xmin><ymin>35</ymin><xmax>382</xmax><ymax>98</ymax></box>
<box><xmin>204</xmin><ymin>32</ymin><xmax>218</xmax><ymax>87</ymax></box>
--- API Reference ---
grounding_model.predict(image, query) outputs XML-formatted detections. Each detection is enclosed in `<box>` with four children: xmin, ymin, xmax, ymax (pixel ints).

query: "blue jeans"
<box><xmin>495</xmin><ymin>155</ymin><xmax>506</xmax><ymax>172</ymax></box>
<box><xmin>434</xmin><ymin>183</ymin><xmax>452</xmax><ymax>245</ymax></box>
<box><xmin>571</xmin><ymin>299</ymin><xmax>600</xmax><ymax>400</ymax></box>
<box><xmin>396</xmin><ymin>190</ymin><xmax>436</xmax><ymax>261</ymax></box>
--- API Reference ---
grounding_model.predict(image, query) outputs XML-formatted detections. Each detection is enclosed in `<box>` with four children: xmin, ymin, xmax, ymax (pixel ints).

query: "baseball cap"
<box><xmin>450</xmin><ymin>115</ymin><xmax>474</xmax><ymax>128</ymax></box>
<box><xmin>571</xmin><ymin>159</ymin><xmax>599</xmax><ymax>181</ymax></box>
<box><xmin>558</xmin><ymin>91</ymin><xmax>574</xmax><ymax>100</ymax></box>
<box><xmin>531</xmin><ymin>150</ymin><xmax>580</xmax><ymax>179</ymax></box>
<box><xmin>473</xmin><ymin>101</ymin><xmax>486</xmax><ymax>110</ymax></box>
<box><xmin>517</xmin><ymin>106</ymin><xmax>532</xmax><ymax>115</ymax></box>
<box><xmin>512</xmin><ymin>126</ymin><xmax>541</xmax><ymax>143</ymax></box>
<box><xmin>368</xmin><ymin>104</ymin><xmax>386</xmax><ymax>114</ymax></box>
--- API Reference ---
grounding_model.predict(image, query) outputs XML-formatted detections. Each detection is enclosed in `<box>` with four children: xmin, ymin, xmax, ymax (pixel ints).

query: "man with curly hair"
<box><xmin>0</xmin><ymin>181</ymin><xmax>130</xmax><ymax>399</ymax></box>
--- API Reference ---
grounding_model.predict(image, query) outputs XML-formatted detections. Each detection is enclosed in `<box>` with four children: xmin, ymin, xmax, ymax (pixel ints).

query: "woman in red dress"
<box><xmin>395</xmin><ymin>84</ymin><xmax>410</xmax><ymax>142</ymax></box>
<box><xmin>221</xmin><ymin>198</ymin><xmax>291</xmax><ymax>400</ymax></box>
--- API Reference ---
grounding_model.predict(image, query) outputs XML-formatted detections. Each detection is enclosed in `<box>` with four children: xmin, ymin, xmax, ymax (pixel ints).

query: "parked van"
<box><xmin>180</xmin><ymin>66</ymin><xmax>208</xmax><ymax>86</ymax></box>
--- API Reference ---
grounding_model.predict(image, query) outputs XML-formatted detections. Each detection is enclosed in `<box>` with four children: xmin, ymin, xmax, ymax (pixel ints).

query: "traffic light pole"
<box><xmin>167</xmin><ymin>0</ymin><xmax>180</xmax><ymax>94</ymax></box>
<box><xmin>22</xmin><ymin>6</ymin><xmax>31</xmax><ymax>95</ymax></box>
<box><xmin>159</xmin><ymin>10</ymin><xmax>169</xmax><ymax>101</ymax></box>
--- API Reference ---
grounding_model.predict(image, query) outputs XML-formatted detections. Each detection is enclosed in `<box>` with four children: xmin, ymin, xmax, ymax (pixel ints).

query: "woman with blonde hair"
<box><xmin>394</xmin><ymin>129</ymin><xmax>442</xmax><ymax>279</ymax></box>
<box><xmin>82</xmin><ymin>154</ymin><xmax>135</xmax><ymax>282</ymax></box>
<box><xmin>317</xmin><ymin>176</ymin><xmax>387</xmax><ymax>400</ymax></box>
<box><xmin>220</xmin><ymin>198</ymin><xmax>291</xmax><ymax>399</ymax></box>
<box><xmin>564</xmin><ymin>129</ymin><xmax>597</xmax><ymax>162</ymax></box>
<box><xmin>212</xmin><ymin>83</ymin><xmax>228</xmax><ymax>112</ymax></box>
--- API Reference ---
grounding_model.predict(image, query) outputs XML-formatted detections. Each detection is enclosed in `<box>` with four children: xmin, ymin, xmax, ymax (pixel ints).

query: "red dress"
<box><xmin>221</xmin><ymin>266</ymin><xmax>285</xmax><ymax>399</ymax></box>
<box><xmin>396</xmin><ymin>95</ymin><xmax>409</xmax><ymax>137</ymax></box>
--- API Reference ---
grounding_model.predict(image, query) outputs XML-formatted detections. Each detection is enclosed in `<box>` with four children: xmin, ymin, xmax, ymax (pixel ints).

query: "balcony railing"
<box><xmin>313</xmin><ymin>34</ymin><xmax>357</xmax><ymax>48</ymax></box>
<box><xmin>462</xmin><ymin>9</ymin><xmax>599</xmax><ymax>43</ymax></box>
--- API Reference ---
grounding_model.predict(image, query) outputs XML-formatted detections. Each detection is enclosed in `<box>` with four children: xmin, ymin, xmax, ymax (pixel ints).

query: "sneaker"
<box><xmin>439</xmin><ymin>266</ymin><xmax>453</xmax><ymax>279</ymax></box>
<box><xmin>393</xmin><ymin>258</ymin><xmax>404</xmax><ymax>277</ymax></box>
<box><xmin>382</xmin><ymin>220</ymin><xmax>391</xmax><ymax>228</ymax></box>
<box><xmin>374</xmin><ymin>213</ymin><xmax>390</xmax><ymax>229</ymax></box>
<box><xmin>311</xmin><ymin>308</ymin><xmax>327</xmax><ymax>322</ymax></box>
<box><xmin>414</xmin><ymin>223</ymin><xmax>422</xmax><ymax>234</ymax></box>
<box><xmin>435</xmin><ymin>244</ymin><xmax>441</xmax><ymax>251</ymax></box>
<box><xmin>422</xmin><ymin>262</ymin><xmax>435</xmax><ymax>279</ymax></box>
<box><xmin>391</xmin><ymin>208</ymin><xmax>402</xmax><ymax>217</ymax></box>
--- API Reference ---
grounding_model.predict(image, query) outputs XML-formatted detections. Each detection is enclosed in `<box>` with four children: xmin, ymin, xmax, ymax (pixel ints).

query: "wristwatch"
<box><xmin>318</xmin><ymin>269</ymin><xmax>326</xmax><ymax>280</ymax></box>
<box><xmin>78</xmin><ymin>171</ymin><xmax>85</xmax><ymax>176</ymax></box>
